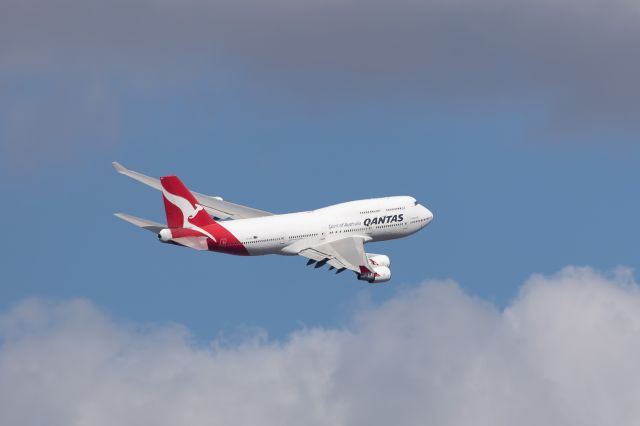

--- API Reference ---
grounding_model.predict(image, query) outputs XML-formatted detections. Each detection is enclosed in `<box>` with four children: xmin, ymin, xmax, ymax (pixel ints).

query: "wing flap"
<box><xmin>299</xmin><ymin>236</ymin><xmax>371</xmax><ymax>273</ymax></box>
<box><xmin>196</xmin><ymin>194</ymin><xmax>274</xmax><ymax>220</ymax></box>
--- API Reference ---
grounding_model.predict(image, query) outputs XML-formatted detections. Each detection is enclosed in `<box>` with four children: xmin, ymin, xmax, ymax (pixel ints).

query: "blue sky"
<box><xmin>1</xmin><ymin>84</ymin><xmax>638</xmax><ymax>339</ymax></box>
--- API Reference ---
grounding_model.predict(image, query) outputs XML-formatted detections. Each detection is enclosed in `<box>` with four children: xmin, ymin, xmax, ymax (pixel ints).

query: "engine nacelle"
<box><xmin>366</xmin><ymin>253</ymin><xmax>390</xmax><ymax>267</ymax></box>
<box><xmin>158</xmin><ymin>228</ymin><xmax>173</xmax><ymax>242</ymax></box>
<box><xmin>358</xmin><ymin>265</ymin><xmax>392</xmax><ymax>284</ymax></box>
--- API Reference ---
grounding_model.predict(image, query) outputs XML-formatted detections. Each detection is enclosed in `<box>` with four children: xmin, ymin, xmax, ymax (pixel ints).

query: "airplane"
<box><xmin>112</xmin><ymin>162</ymin><xmax>433</xmax><ymax>283</ymax></box>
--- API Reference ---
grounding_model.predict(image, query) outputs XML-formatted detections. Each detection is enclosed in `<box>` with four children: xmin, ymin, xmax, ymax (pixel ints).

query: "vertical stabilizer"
<box><xmin>160</xmin><ymin>176</ymin><xmax>216</xmax><ymax>229</ymax></box>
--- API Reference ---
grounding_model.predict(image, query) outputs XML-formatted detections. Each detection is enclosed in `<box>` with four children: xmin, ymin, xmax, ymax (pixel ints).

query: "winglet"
<box><xmin>112</xmin><ymin>161</ymin><xmax>162</xmax><ymax>191</ymax></box>
<box><xmin>112</xmin><ymin>161</ymin><xmax>126</xmax><ymax>173</ymax></box>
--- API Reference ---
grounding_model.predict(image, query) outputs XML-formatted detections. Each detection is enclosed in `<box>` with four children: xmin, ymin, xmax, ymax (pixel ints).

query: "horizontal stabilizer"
<box><xmin>114</xmin><ymin>213</ymin><xmax>165</xmax><ymax>233</ymax></box>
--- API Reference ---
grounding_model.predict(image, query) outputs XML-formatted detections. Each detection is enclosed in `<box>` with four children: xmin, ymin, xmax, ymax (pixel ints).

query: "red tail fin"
<box><xmin>160</xmin><ymin>176</ymin><xmax>216</xmax><ymax>229</ymax></box>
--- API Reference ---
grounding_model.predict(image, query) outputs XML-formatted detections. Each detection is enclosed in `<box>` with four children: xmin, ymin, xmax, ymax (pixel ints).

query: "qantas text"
<box><xmin>364</xmin><ymin>214</ymin><xmax>404</xmax><ymax>226</ymax></box>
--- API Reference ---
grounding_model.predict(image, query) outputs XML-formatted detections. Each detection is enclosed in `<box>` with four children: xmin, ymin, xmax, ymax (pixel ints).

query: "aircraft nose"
<box><xmin>423</xmin><ymin>206</ymin><xmax>433</xmax><ymax>222</ymax></box>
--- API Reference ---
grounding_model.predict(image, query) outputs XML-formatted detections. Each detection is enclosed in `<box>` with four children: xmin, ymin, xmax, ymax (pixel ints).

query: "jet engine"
<box><xmin>358</xmin><ymin>265</ymin><xmax>392</xmax><ymax>283</ymax></box>
<box><xmin>366</xmin><ymin>253</ymin><xmax>391</xmax><ymax>267</ymax></box>
<box><xmin>158</xmin><ymin>228</ymin><xmax>173</xmax><ymax>242</ymax></box>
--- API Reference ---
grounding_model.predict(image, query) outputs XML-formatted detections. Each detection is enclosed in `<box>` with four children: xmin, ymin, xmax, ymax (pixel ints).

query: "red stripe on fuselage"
<box><xmin>201</xmin><ymin>222</ymin><xmax>249</xmax><ymax>256</ymax></box>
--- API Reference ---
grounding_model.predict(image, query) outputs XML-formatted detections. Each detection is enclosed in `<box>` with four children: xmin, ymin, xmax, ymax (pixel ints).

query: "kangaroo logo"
<box><xmin>162</xmin><ymin>188</ymin><xmax>217</xmax><ymax>242</ymax></box>
<box><xmin>189</xmin><ymin>204</ymin><xmax>205</xmax><ymax>219</ymax></box>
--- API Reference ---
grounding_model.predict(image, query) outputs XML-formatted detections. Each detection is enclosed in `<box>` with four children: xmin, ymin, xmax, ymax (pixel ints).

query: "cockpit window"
<box><xmin>414</xmin><ymin>200</ymin><xmax>419</xmax><ymax>206</ymax></box>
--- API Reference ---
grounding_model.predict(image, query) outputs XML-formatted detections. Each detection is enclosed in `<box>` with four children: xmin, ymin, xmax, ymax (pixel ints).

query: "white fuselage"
<box><xmin>221</xmin><ymin>196</ymin><xmax>433</xmax><ymax>256</ymax></box>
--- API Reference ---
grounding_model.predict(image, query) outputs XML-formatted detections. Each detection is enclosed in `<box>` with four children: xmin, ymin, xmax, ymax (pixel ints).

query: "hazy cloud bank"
<box><xmin>1</xmin><ymin>0</ymin><xmax>639</xmax><ymax>168</ymax></box>
<box><xmin>1</xmin><ymin>266</ymin><xmax>640</xmax><ymax>425</ymax></box>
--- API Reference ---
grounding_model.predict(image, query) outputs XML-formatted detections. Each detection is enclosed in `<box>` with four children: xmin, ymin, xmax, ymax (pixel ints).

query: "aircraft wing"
<box><xmin>113</xmin><ymin>162</ymin><xmax>273</xmax><ymax>220</ymax></box>
<box><xmin>299</xmin><ymin>236</ymin><xmax>372</xmax><ymax>273</ymax></box>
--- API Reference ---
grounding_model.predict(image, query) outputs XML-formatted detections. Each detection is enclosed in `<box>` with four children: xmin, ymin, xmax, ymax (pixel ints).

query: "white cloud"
<box><xmin>1</xmin><ymin>266</ymin><xmax>639</xmax><ymax>426</ymax></box>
